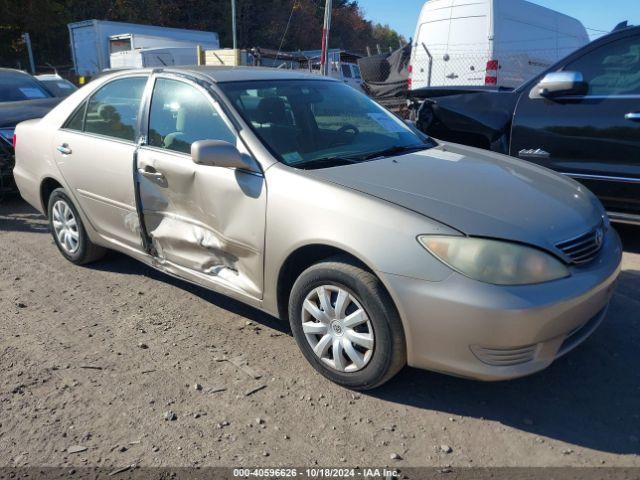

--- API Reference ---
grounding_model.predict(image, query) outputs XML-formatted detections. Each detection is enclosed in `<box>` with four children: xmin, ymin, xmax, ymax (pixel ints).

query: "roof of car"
<box><xmin>0</xmin><ymin>67</ymin><xmax>35</xmax><ymax>78</ymax></box>
<box><xmin>135</xmin><ymin>66</ymin><xmax>336</xmax><ymax>83</ymax></box>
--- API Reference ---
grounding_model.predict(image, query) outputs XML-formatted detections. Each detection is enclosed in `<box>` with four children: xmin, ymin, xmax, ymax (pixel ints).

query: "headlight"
<box><xmin>0</xmin><ymin>128</ymin><xmax>14</xmax><ymax>145</ymax></box>
<box><xmin>418</xmin><ymin>235</ymin><xmax>570</xmax><ymax>285</ymax></box>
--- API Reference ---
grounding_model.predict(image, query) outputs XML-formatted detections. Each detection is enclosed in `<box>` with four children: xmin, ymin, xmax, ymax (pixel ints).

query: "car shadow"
<box><xmin>616</xmin><ymin>223</ymin><xmax>640</xmax><ymax>254</ymax></box>
<box><xmin>91</xmin><ymin>250</ymin><xmax>289</xmax><ymax>335</ymax></box>
<box><xmin>368</xmin><ymin>270</ymin><xmax>640</xmax><ymax>455</ymax></box>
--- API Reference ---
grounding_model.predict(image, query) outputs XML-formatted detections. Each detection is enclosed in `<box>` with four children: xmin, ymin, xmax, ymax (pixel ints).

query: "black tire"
<box><xmin>47</xmin><ymin>188</ymin><xmax>106</xmax><ymax>265</ymax></box>
<box><xmin>289</xmin><ymin>256</ymin><xmax>406</xmax><ymax>390</ymax></box>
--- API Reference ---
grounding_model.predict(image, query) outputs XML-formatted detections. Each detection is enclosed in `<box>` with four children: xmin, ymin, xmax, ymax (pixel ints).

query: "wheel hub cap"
<box><xmin>331</xmin><ymin>321</ymin><xmax>344</xmax><ymax>336</ymax></box>
<box><xmin>52</xmin><ymin>200</ymin><xmax>79</xmax><ymax>255</ymax></box>
<box><xmin>301</xmin><ymin>285</ymin><xmax>375</xmax><ymax>373</ymax></box>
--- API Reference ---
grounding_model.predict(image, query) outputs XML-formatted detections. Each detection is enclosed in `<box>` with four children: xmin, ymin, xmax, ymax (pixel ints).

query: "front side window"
<box><xmin>0</xmin><ymin>74</ymin><xmax>52</xmax><ymax>102</ymax></box>
<box><xmin>83</xmin><ymin>77</ymin><xmax>148</xmax><ymax>142</ymax></box>
<box><xmin>564</xmin><ymin>34</ymin><xmax>640</xmax><ymax>96</ymax></box>
<box><xmin>341</xmin><ymin>64</ymin><xmax>353</xmax><ymax>78</ymax></box>
<box><xmin>148</xmin><ymin>78</ymin><xmax>236</xmax><ymax>154</ymax></box>
<box><xmin>219</xmin><ymin>80</ymin><xmax>432</xmax><ymax>168</ymax></box>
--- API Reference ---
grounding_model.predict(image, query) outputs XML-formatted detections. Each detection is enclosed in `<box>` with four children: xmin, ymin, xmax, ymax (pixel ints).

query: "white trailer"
<box><xmin>68</xmin><ymin>20</ymin><xmax>219</xmax><ymax>77</ymax></box>
<box><xmin>110</xmin><ymin>46</ymin><xmax>202</xmax><ymax>69</ymax></box>
<box><xmin>409</xmin><ymin>0</ymin><xmax>590</xmax><ymax>89</ymax></box>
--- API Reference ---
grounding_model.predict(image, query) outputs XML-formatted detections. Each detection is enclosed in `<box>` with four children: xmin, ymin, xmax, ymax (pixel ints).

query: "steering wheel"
<box><xmin>337</xmin><ymin>124</ymin><xmax>360</xmax><ymax>137</ymax></box>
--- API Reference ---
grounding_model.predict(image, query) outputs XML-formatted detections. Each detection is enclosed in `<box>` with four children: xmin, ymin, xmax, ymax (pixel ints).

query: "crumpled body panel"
<box><xmin>136</xmin><ymin>149</ymin><xmax>266</xmax><ymax>299</ymax></box>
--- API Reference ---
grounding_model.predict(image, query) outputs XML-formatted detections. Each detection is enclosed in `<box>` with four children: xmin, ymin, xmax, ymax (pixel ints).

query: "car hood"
<box><xmin>0</xmin><ymin>98</ymin><xmax>61</xmax><ymax>128</ymax></box>
<box><xmin>306</xmin><ymin>144</ymin><xmax>603</xmax><ymax>251</ymax></box>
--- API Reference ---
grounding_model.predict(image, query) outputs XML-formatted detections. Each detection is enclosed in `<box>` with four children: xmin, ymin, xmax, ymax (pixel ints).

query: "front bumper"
<box><xmin>381</xmin><ymin>228</ymin><xmax>623</xmax><ymax>381</ymax></box>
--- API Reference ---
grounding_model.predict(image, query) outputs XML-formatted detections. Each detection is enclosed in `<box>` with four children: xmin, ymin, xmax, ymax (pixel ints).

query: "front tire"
<box><xmin>289</xmin><ymin>256</ymin><xmax>406</xmax><ymax>390</ymax></box>
<box><xmin>47</xmin><ymin>188</ymin><xmax>106</xmax><ymax>265</ymax></box>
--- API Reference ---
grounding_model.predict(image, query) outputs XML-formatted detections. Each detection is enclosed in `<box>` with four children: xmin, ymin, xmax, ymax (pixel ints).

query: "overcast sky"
<box><xmin>357</xmin><ymin>0</ymin><xmax>638</xmax><ymax>40</ymax></box>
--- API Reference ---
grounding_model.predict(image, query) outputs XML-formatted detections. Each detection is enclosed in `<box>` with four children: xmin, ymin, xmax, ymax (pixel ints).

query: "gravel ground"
<box><xmin>1</xmin><ymin>197</ymin><xmax>639</xmax><ymax>469</ymax></box>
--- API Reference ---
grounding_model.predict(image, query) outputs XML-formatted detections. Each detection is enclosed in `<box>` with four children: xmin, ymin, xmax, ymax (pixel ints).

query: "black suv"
<box><xmin>413</xmin><ymin>26</ymin><xmax>640</xmax><ymax>225</ymax></box>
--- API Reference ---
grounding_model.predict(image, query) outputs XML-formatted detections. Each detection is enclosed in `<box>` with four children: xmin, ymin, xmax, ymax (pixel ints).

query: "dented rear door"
<box><xmin>136</xmin><ymin>76</ymin><xmax>266</xmax><ymax>300</ymax></box>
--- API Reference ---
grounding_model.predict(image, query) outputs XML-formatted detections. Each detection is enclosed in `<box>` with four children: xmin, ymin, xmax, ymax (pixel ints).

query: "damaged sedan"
<box><xmin>14</xmin><ymin>67</ymin><xmax>622</xmax><ymax>389</ymax></box>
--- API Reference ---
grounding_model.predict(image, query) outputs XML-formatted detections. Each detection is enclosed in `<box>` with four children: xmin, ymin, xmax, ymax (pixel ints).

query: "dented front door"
<box><xmin>136</xmin><ymin>77</ymin><xmax>266</xmax><ymax>300</ymax></box>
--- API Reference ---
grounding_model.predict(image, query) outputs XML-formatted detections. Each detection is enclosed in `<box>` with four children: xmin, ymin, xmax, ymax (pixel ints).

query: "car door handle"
<box><xmin>138</xmin><ymin>167</ymin><xmax>167</xmax><ymax>186</ymax></box>
<box><xmin>56</xmin><ymin>144</ymin><xmax>72</xmax><ymax>155</ymax></box>
<box><xmin>625</xmin><ymin>112</ymin><xmax>640</xmax><ymax>122</ymax></box>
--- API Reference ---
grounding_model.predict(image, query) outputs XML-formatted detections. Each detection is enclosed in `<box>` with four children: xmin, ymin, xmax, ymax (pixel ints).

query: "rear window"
<box><xmin>0</xmin><ymin>74</ymin><xmax>52</xmax><ymax>102</ymax></box>
<box><xmin>39</xmin><ymin>78</ymin><xmax>77</xmax><ymax>98</ymax></box>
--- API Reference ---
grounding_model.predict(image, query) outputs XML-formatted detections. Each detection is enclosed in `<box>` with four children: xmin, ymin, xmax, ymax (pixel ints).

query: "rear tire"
<box><xmin>289</xmin><ymin>256</ymin><xmax>406</xmax><ymax>390</ymax></box>
<box><xmin>47</xmin><ymin>188</ymin><xmax>106</xmax><ymax>265</ymax></box>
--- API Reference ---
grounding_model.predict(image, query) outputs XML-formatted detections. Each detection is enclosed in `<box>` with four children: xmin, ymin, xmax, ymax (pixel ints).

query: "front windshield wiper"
<box><xmin>295</xmin><ymin>156</ymin><xmax>360</xmax><ymax>170</ymax></box>
<box><xmin>357</xmin><ymin>144</ymin><xmax>432</xmax><ymax>161</ymax></box>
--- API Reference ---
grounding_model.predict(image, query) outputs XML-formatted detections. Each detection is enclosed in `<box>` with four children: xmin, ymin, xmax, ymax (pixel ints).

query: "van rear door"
<box><xmin>412</xmin><ymin>1</ymin><xmax>452</xmax><ymax>88</ymax></box>
<box><xmin>443</xmin><ymin>12</ymin><xmax>490</xmax><ymax>85</ymax></box>
<box><xmin>411</xmin><ymin>0</ymin><xmax>490</xmax><ymax>88</ymax></box>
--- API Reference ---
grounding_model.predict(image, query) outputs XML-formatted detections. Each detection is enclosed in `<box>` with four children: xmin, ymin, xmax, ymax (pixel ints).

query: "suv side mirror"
<box><xmin>191</xmin><ymin>140</ymin><xmax>259</xmax><ymax>173</ymax></box>
<box><xmin>531</xmin><ymin>71</ymin><xmax>588</xmax><ymax>99</ymax></box>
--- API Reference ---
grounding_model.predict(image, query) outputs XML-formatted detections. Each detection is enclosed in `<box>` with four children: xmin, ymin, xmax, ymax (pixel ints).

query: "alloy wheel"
<box><xmin>301</xmin><ymin>285</ymin><xmax>375</xmax><ymax>373</ymax></box>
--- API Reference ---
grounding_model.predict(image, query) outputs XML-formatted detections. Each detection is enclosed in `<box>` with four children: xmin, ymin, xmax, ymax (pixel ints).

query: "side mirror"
<box><xmin>531</xmin><ymin>71</ymin><xmax>588</xmax><ymax>99</ymax></box>
<box><xmin>191</xmin><ymin>140</ymin><xmax>259</xmax><ymax>173</ymax></box>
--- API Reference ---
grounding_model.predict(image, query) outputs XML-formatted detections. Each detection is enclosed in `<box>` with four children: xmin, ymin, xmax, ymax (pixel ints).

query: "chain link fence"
<box><xmin>359</xmin><ymin>45</ymin><xmax>584</xmax><ymax>92</ymax></box>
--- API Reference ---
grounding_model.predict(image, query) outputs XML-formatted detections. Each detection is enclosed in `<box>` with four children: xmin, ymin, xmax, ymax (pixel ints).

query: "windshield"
<box><xmin>218</xmin><ymin>80</ymin><xmax>434</xmax><ymax>168</ymax></box>
<box><xmin>0</xmin><ymin>74</ymin><xmax>52</xmax><ymax>102</ymax></box>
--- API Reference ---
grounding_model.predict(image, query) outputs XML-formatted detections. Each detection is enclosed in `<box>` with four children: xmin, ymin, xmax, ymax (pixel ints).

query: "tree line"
<box><xmin>0</xmin><ymin>0</ymin><xmax>406</xmax><ymax>71</ymax></box>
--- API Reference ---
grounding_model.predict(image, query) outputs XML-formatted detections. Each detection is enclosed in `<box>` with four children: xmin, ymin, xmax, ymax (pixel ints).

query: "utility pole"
<box><xmin>231</xmin><ymin>0</ymin><xmax>238</xmax><ymax>50</ymax></box>
<box><xmin>320</xmin><ymin>0</ymin><xmax>333</xmax><ymax>76</ymax></box>
<box><xmin>22</xmin><ymin>33</ymin><xmax>35</xmax><ymax>74</ymax></box>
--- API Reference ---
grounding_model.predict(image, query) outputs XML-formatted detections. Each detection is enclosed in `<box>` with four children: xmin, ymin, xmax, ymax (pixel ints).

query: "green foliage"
<box><xmin>0</xmin><ymin>0</ymin><xmax>405</xmax><ymax>70</ymax></box>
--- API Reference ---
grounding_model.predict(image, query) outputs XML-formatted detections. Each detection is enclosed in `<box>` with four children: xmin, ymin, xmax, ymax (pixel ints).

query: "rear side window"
<box><xmin>341</xmin><ymin>64</ymin><xmax>353</xmax><ymax>78</ymax></box>
<box><xmin>65</xmin><ymin>102</ymin><xmax>86</xmax><ymax>131</ymax></box>
<box><xmin>82</xmin><ymin>77</ymin><xmax>148</xmax><ymax>141</ymax></box>
<box><xmin>148</xmin><ymin>78</ymin><xmax>236</xmax><ymax>154</ymax></box>
<box><xmin>565</xmin><ymin>34</ymin><xmax>640</xmax><ymax>96</ymax></box>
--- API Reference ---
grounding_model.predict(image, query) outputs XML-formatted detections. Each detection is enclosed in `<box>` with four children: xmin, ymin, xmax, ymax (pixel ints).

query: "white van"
<box><xmin>409</xmin><ymin>0</ymin><xmax>590</xmax><ymax>89</ymax></box>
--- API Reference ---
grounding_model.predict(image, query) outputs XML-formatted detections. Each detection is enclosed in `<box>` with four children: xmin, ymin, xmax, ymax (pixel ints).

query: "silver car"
<box><xmin>14</xmin><ymin>67</ymin><xmax>622</xmax><ymax>389</ymax></box>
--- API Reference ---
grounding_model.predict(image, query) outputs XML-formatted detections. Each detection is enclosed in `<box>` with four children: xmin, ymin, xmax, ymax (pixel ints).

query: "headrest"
<box><xmin>255</xmin><ymin>96</ymin><xmax>288</xmax><ymax>125</ymax></box>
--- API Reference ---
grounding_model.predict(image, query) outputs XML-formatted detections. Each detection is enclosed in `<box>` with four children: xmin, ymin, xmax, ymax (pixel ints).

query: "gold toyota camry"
<box><xmin>13</xmin><ymin>67</ymin><xmax>622</xmax><ymax>389</ymax></box>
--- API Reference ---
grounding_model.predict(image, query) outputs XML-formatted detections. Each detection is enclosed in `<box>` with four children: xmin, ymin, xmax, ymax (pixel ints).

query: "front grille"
<box><xmin>555</xmin><ymin>225</ymin><xmax>604</xmax><ymax>265</ymax></box>
<box><xmin>470</xmin><ymin>344</ymin><xmax>538</xmax><ymax>366</ymax></box>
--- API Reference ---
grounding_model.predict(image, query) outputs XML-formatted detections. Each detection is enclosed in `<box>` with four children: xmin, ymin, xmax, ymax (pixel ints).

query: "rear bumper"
<box><xmin>381</xmin><ymin>228</ymin><xmax>623</xmax><ymax>381</ymax></box>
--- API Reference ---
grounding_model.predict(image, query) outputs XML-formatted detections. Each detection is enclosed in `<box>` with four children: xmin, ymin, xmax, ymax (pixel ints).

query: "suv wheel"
<box><xmin>48</xmin><ymin>188</ymin><xmax>106</xmax><ymax>265</ymax></box>
<box><xmin>289</xmin><ymin>256</ymin><xmax>406</xmax><ymax>390</ymax></box>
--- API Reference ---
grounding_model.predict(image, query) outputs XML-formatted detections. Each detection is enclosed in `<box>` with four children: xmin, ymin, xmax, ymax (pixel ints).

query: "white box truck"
<box><xmin>409</xmin><ymin>0</ymin><xmax>590</xmax><ymax>89</ymax></box>
<box><xmin>68</xmin><ymin>20</ymin><xmax>219</xmax><ymax>77</ymax></box>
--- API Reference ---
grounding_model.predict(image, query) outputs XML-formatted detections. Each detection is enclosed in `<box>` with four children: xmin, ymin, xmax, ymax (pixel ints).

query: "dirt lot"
<box><xmin>1</xmin><ymin>197</ymin><xmax>639</xmax><ymax>469</ymax></box>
